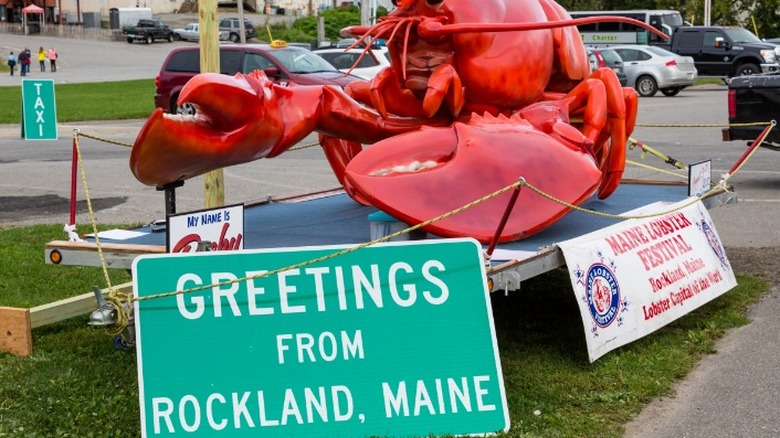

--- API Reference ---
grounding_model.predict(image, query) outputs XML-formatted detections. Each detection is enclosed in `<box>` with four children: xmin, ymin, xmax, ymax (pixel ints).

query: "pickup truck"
<box><xmin>123</xmin><ymin>19</ymin><xmax>174</xmax><ymax>44</ymax></box>
<box><xmin>659</xmin><ymin>26</ymin><xmax>780</xmax><ymax>77</ymax></box>
<box><xmin>722</xmin><ymin>72</ymin><xmax>780</xmax><ymax>150</ymax></box>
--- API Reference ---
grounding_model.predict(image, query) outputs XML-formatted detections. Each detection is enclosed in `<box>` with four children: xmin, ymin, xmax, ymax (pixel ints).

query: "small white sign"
<box><xmin>558</xmin><ymin>199</ymin><xmax>737</xmax><ymax>362</ymax></box>
<box><xmin>688</xmin><ymin>160</ymin><xmax>712</xmax><ymax>197</ymax></box>
<box><xmin>166</xmin><ymin>203</ymin><xmax>244</xmax><ymax>252</ymax></box>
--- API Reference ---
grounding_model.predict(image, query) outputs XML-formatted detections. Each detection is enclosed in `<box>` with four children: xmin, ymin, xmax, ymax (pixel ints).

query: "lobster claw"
<box><xmin>343</xmin><ymin>113</ymin><xmax>603</xmax><ymax>243</ymax></box>
<box><xmin>130</xmin><ymin>72</ymin><xmax>287</xmax><ymax>187</ymax></box>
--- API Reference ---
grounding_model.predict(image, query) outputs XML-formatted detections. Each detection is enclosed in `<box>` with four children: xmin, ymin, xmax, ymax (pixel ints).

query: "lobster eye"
<box><xmin>391</xmin><ymin>0</ymin><xmax>397</xmax><ymax>5</ymax></box>
<box><xmin>427</xmin><ymin>0</ymin><xmax>444</xmax><ymax>4</ymax></box>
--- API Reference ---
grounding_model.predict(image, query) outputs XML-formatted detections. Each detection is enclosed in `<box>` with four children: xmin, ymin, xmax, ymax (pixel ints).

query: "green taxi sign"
<box><xmin>133</xmin><ymin>239</ymin><xmax>509</xmax><ymax>437</ymax></box>
<box><xmin>21</xmin><ymin>79</ymin><xmax>58</xmax><ymax>140</ymax></box>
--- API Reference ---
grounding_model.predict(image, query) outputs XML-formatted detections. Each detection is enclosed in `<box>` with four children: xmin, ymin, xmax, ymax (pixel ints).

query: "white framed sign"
<box><xmin>166</xmin><ymin>203</ymin><xmax>244</xmax><ymax>253</ymax></box>
<box><xmin>688</xmin><ymin>160</ymin><xmax>712</xmax><ymax>197</ymax></box>
<box><xmin>558</xmin><ymin>199</ymin><xmax>737</xmax><ymax>362</ymax></box>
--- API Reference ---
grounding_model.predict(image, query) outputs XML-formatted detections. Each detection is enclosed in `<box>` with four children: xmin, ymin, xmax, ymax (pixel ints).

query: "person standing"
<box><xmin>7</xmin><ymin>52</ymin><xmax>16</xmax><ymax>76</ymax></box>
<box><xmin>18</xmin><ymin>48</ymin><xmax>29</xmax><ymax>76</ymax></box>
<box><xmin>37</xmin><ymin>47</ymin><xmax>46</xmax><ymax>72</ymax></box>
<box><xmin>48</xmin><ymin>47</ymin><xmax>57</xmax><ymax>72</ymax></box>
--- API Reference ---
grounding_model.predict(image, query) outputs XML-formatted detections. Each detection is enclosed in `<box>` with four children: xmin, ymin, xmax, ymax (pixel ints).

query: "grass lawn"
<box><xmin>0</xmin><ymin>79</ymin><xmax>155</xmax><ymax>124</ymax></box>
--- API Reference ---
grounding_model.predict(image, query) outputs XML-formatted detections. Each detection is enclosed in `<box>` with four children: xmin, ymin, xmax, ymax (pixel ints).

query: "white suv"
<box><xmin>314</xmin><ymin>47</ymin><xmax>391</xmax><ymax>80</ymax></box>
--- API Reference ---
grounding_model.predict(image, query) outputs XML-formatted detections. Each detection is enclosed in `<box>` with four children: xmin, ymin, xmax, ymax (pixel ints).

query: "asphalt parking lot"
<box><xmin>1</xmin><ymin>30</ymin><xmax>780</xmax><ymax>437</ymax></box>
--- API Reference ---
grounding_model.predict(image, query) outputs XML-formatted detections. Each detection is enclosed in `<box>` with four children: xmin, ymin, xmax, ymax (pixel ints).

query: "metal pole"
<box><xmin>485</xmin><ymin>181</ymin><xmax>523</xmax><ymax>258</ymax></box>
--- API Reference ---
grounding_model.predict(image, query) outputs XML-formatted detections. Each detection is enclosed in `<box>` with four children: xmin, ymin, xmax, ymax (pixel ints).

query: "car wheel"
<box><xmin>660</xmin><ymin>87</ymin><xmax>681</xmax><ymax>97</ymax></box>
<box><xmin>735</xmin><ymin>63</ymin><xmax>760</xmax><ymax>76</ymax></box>
<box><xmin>168</xmin><ymin>34</ymin><xmax>175</xmax><ymax>42</ymax></box>
<box><xmin>174</xmin><ymin>100</ymin><xmax>196</xmax><ymax>116</ymax></box>
<box><xmin>145</xmin><ymin>34</ymin><xmax>153</xmax><ymax>44</ymax></box>
<box><xmin>635</xmin><ymin>75</ymin><xmax>658</xmax><ymax>97</ymax></box>
<box><xmin>230</xmin><ymin>33</ymin><xmax>239</xmax><ymax>43</ymax></box>
<box><xmin>126</xmin><ymin>37</ymin><xmax>133</xmax><ymax>44</ymax></box>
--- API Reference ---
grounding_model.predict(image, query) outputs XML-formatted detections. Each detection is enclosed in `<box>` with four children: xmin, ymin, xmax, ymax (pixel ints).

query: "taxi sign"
<box><xmin>21</xmin><ymin>79</ymin><xmax>58</xmax><ymax>140</ymax></box>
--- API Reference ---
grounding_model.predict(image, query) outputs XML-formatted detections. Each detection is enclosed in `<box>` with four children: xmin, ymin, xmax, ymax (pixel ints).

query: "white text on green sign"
<box><xmin>133</xmin><ymin>239</ymin><xmax>509</xmax><ymax>437</ymax></box>
<box><xmin>22</xmin><ymin>79</ymin><xmax>58</xmax><ymax>140</ymax></box>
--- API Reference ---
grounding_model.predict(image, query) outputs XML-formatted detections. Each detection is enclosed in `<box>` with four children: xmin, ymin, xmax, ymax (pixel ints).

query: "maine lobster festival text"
<box><xmin>603</xmin><ymin>212</ymin><xmax>726</xmax><ymax>321</ymax></box>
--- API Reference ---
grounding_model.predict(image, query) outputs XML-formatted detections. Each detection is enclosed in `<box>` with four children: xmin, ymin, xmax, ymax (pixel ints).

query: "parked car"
<box><xmin>586</xmin><ymin>47</ymin><xmax>628</xmax><ymax>86</ymax></box>
<box><xmin>219</xmin><ymin>17</ymin><xmax>255</xmax><ymax>43</ymax></box>
<box><xmin>609</xmin><ymin>45</ymin><xmax>698</xmax><ymax>97</ymax></box>
<box><xmin>172</xmin><ymin>23</ymin><xmax>229</xmax><ymax>42</ymax></box>
<box><xmin>154</xmin><ymin>43</ymin><xmax>364</xmax><ymax>114</ymax></box>
<box><xmin>122</xmin><ymin>19</ymin><xmax>173</xmax><ymax>44</ymax></box>
<box><xmin>314</xmin><ymin>47</ymin><xmax>392</xmax><ymax>80</ymax></box>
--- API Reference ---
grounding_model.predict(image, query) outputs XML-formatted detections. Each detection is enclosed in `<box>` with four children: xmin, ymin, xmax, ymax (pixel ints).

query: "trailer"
<box><xmin>44</xmin><ymin>180</ymin><xmax>731</xmax><ymax>292</ymax></box>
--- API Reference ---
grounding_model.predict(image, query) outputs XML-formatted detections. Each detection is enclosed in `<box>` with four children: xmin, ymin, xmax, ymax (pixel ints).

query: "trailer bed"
<box><xmin>46</xmin><ymin>180</ymin><xmax>725</xmax><ymax>291</ymax></box>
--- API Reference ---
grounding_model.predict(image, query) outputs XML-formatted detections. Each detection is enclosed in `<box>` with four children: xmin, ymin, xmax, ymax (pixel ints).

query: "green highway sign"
<box><xmin>21</xmin><ymin>79</ymin><xmax>58</xmax><ymax>140</ymax></box>
<box><xmin>133</xmin><ymin>239</ymin><xmax>509</xmax><ymax>437</ymax></box>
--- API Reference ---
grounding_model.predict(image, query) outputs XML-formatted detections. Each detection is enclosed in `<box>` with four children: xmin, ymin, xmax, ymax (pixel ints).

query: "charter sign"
<box><xmin>558</xmin><ymin>199</ymin><xmax>736</xmax><ymax>362</ymax></box>
<box><xmin>132</xmin><ymin>239</ymin><xmax>508</xmax><ymax>437</ymax></box>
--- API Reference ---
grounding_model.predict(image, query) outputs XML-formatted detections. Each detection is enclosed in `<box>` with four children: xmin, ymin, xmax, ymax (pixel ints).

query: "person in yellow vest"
<box><xmin>48</xmin><ymin>47</ymin><xmax>57</xmax><ymax>72</ymax></box>
<box><xmin>37</xmin><ymin>47</ymin><xmax>46</xmax><ymax>72</ymax></box>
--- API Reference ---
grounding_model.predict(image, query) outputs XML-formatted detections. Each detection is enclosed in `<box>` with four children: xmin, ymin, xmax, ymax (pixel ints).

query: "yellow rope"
<box><xmin>70</xmin><ymin>118</ymin><xmax>770</xmax><ymax>334</ymax></box>
<box><xmin>626</xmin><ymin>159</ymin><xmax>688</xmax><ymax>180</ymax></box>
<box><xmin>635</xmin><ymin>121</ymin><xmax>773</xmax><ymax>128</ymax></box>
<box><xmin>76</xmin><ymin>132</ymin><xmax>132</xmax><ymax>148</ymax></box>
<box><xmin>132</xmin><ymin>178</ymin><xmax>527</xmax><ymax>304</ymax></box>
<box><xmin>288</xmin><ymin>141</ymin><xmax>320</xmax><ymax>151</ymax></box>
<box><xmin>73</xmin><ymin>131</ymin><xmax>130</xmax><ymax>335</ymax></box>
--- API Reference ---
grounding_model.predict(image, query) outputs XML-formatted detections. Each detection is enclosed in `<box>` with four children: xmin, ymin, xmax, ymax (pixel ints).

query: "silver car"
<box><xmin>172</xmin><ymin>23</ymin><xmax>229</xmax><ymax>42</ymax></box>
<box><xmin>609</xmin><ymin>45</ymin><xmax>698</xmax><ymax>97</ymax></box>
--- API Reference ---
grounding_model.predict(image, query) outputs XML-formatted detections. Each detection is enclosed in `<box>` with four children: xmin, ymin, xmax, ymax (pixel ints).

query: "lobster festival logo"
<box><xmin>585</xmin><ymin>263</ymin><xmax>621</xmax><ymax>328</ymax></box>
<box><xmin>698</xmin><ymin>219</ymin><xmax>729</xmax><ymax>269</ymax></box>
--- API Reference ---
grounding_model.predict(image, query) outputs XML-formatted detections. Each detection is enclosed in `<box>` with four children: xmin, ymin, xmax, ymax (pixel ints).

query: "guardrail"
<box><xmin>0</xmin><ymin>23</ymin><xmax>125</xmax><ymax>42</ymax></box>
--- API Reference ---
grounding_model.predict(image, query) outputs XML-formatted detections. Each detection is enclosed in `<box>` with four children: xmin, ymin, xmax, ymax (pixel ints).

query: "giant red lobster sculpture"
<box><xmin>130</xmin><ymin>0</ymin><xmax>667</xmax><ymax>243</ymax></box>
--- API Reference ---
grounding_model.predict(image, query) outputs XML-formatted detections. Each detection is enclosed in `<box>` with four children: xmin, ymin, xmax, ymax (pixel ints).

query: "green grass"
<box><xmin>0</xmin><ymin>80</ymin><xmax>155</xmax><ymax>124</ymax></box>
<box><xmin>0</xmin><ymin>225</ymin><xmax>768</xmax><ymax>437</ymax></box>
<box><xmin>694</xmin><ymin>76</ymin><xmax>727</xmax><ymax>86</ymax></box>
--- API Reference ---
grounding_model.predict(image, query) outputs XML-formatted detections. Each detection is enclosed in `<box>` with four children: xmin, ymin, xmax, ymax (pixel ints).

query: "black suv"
<box><xmin>219</xmin><ymin>17</ymin><xmax>255</xmax><ymax>43</ymax></box>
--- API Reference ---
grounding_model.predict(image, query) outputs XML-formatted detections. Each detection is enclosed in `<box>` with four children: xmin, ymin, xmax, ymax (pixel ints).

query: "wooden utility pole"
<box><xmin>199</xmin><ymin>0</ymin><xmax>224</xmax><ymax>208</ymax></box>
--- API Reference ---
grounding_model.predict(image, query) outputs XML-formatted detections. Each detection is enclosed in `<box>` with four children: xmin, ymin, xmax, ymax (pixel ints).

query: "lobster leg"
<box><xmin>563</xmin><ymin>67</ymin><xmax>630</xmax><ymax>199</ymax></box>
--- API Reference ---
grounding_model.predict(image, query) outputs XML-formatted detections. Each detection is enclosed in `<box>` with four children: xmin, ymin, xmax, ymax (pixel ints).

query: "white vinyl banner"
<box><xmin>558</xmin><ymin>199</ymin><xmax>737</xmax><ymax>362</ymax></box>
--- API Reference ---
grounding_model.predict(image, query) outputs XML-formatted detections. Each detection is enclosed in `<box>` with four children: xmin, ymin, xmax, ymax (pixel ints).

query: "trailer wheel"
<box><xmin>735</xmin><ymin>63</ymin><xmax>760</xmax><ymax>77</ymax></box>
